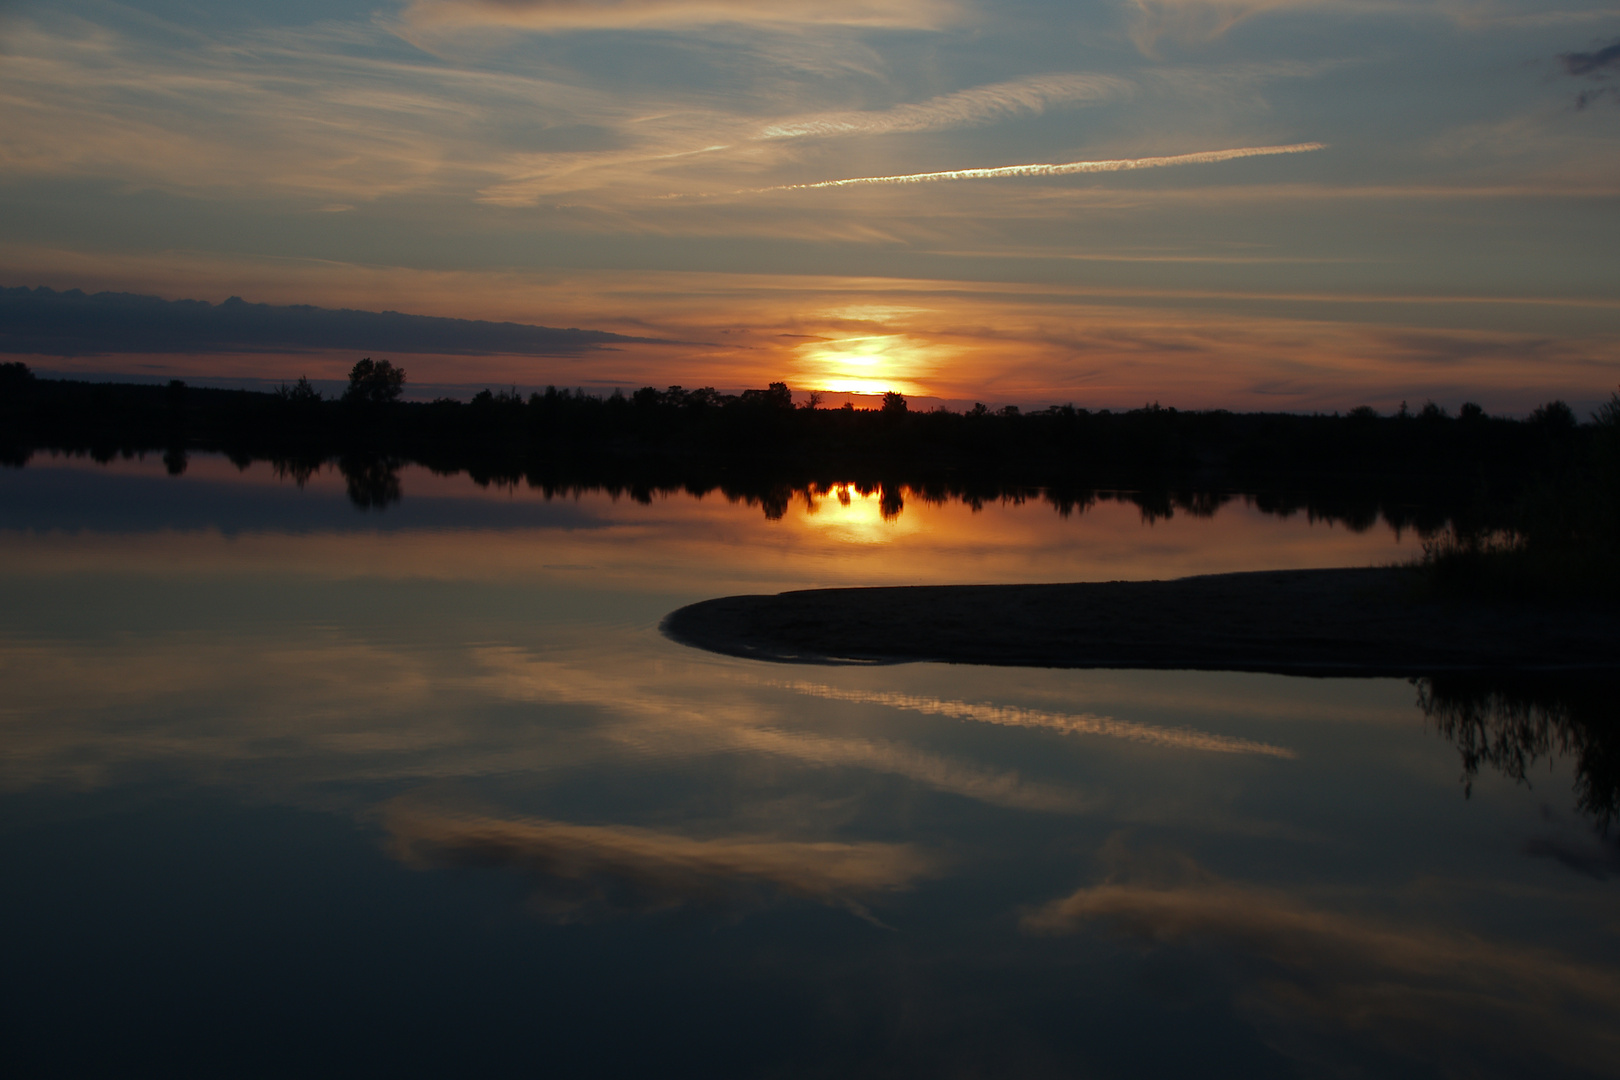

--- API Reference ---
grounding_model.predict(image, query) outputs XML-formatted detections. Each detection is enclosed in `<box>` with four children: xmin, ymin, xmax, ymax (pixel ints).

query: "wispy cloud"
<box><xmin>1125</xmin><ymin>0</ymin><xmax>1613</xmax><ymax>56</ymax></box>
<box><xmin>739</xmin><ymin>142</ymin><xmax>1327</xmax><ymax>192</ymax></box>
<box><xmin>1127</xmin><ymin>0</ymin><xmax>1330</xmax><ymax>56</ymax></box>
<box><xmin>1560</xmin><ymin>37</ymin><xmax>1620</xmax><ymax>108</ymax></box>
<box><xmin>757</xmin><ymin>73</ymin><xmax>1130</xmax><ymax>140</ymax></box>
<box><xmin>1561</xmin><ymin>39</ymin><xmax>1620</xmax><ymax>76</ymax></box>
<box><xmin>400</xmin><ymin>0</ymin><xmax>960</xmax><ymax>33</ymax></box>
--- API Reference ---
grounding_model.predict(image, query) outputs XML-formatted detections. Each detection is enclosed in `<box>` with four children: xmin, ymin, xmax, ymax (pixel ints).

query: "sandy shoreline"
<box><xmin>661</xmin><ymin>568</ymin><xmax>1620</xmax><ymax>676</ymax></box>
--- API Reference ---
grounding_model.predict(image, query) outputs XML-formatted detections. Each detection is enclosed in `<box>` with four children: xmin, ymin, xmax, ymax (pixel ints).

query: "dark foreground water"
<box><xmin>2</xmin><ymin>455</ymin><xmax>1616</xmax><ymax>1079</ymax></box>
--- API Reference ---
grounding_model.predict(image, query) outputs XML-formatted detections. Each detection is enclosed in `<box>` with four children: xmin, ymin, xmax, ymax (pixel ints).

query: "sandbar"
<box><xmin>661</xmin><ymin>568</ymin><xmax>1619</xmax><ymax>676</ymax></box>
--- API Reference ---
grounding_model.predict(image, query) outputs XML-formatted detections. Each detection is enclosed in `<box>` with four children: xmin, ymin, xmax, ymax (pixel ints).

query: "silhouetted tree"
<box><xmin>881</xmin><ymin>391</ymin><xmax>907</xmax><ymax>415</ymax></box>
<box><xmin>0</xmin><ymin>361</ymin><xmax>34</xmax><ymax>397</ymax></box>
<box><xmin>274</xmin><ymin>376</ymin><xmax>322</xmax><ymax>403</ymax></box>
<box><xmin>1592</xmin><ymin>388</ymin><xmax>1620</xmax><ymax>428</ymax></box>
<box><xmin>343</xmin><ymin>358</ymin><xmax>405</xmax><ymax>406</ymax></box>
<box><xmin>738</xmin><ymin>382</ymin><xmax>793</xmax><ymax>410</ymax></box>
<box><xmin>1531</xmin><ymin>400</ymin><xmax>1577</xmax><ymax>431</ymax></box>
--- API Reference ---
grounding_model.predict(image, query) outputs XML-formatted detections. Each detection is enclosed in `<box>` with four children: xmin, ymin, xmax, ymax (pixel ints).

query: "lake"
<box><xmin>2</xmin><ymin>453</ymin><xmax>1615</xmax><ymax>1079</ymax></box>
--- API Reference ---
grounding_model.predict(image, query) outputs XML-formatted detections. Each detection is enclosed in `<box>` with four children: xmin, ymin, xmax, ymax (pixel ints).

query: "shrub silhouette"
<box><xmin>275</xmin><ymin>376</ymin><xmax>322</xmax><ymax>403</ymax></box>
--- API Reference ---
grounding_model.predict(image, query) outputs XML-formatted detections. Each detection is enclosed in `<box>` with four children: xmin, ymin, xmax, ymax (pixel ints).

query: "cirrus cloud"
<box><xmin>400</xmin><ymin>0</ymin><xmax>961</xmax><ymax>33</ymax></box>
<box><xmin>757</xmin><ymin>73</ymin><xmax>1131</xmax><ymax>140</ymax></box>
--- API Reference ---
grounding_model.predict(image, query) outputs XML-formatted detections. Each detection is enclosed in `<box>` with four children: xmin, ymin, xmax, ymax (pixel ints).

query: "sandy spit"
<box><xmin>661</xmin><ymin>568</ymin><xmax>1620</xmax><ymax>676</ymax></box>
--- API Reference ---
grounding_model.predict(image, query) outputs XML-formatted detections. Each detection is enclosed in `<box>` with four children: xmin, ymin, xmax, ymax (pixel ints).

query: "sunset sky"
<box><xmin>2</xmin><ymin>0</ymin><xmax>1618</xmax><ymax>413</ymax></box>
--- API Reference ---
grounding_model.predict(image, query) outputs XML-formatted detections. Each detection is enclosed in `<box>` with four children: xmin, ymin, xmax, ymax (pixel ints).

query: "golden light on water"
<box><xmin>797</xmin><ymin>484</ymin><xmax>920</xmax><ymax>541</ymax></box>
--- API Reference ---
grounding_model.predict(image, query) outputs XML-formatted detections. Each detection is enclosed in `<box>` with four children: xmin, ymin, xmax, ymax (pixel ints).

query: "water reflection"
<box><xmin>1027</xmin><ymin>836</ymin><xmax>1620</xmax><ymax>1078</ymax></box>
<box><xmin>383</xmin><ymin>798</ymin><xmax>939</xmax><ymax>923</ymax></box>
<box><xmin>339</xmin><ymin>453</ymin><xmax>402</xmax><ymax>510</ymax></box>
<box><xmin>1421</xmin><ymin>673</ymin><xmax>1620</xmax><ymax>831</ymax></box>
<box><xmin>21</xmin><ymin>447</ymin><xmax>1467</xmax><ymax>539</ymax></box>
<box><xmin>0</xmin><ymin>455</ymin><xmax>1420</xmax><ymax>588</ymax></box>
<box><xmin>0</xmin><ymin>461</ymin><xmax>1616</xmax><ymax>1078</ymax></box>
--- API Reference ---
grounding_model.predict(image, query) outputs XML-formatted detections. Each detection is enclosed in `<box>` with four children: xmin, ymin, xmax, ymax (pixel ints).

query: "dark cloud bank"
<box><xmin>0</xmin><ymin>285</ymin><xmax>658</xmax><ymax>357</ymax></box>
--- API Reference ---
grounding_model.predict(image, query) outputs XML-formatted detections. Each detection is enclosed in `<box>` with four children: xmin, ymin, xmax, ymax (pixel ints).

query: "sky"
<box><xmin>1</xmin><ymin>0</ymin><xmax>1618</xmax><ymax>413</ymax></box>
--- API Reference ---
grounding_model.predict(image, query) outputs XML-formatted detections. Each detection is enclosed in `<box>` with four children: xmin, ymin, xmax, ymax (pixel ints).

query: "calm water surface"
<box><xmin>2</xmin><ymin>455</ymin><xmax>1616</xmax><ymax>1079</ymax></box>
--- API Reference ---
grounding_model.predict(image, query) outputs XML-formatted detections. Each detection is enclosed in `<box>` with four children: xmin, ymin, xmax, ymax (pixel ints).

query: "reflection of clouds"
<box><xmin>0</xmin><ymin>618</ymin><xmax>1092</xmax><ymax>815</ymax></box>
<box><xmin>470</xmin><ymin>647</ymin><xmax>1095</xmax><ymax>813</ymax></box>
<box><xmin>1025</xmin><ymin>845</ymin><xmax>1620</xmax><ymax>1075</ymax></box>
<box><xmin>383</xmin><ymin>799</ymin><xmax>938</xmax><ymax>921</ymax></box>
<box><xmin>0</xmin><ymin>634</ymin><xmax>511</xmax><ymax>791</ymax></box>
<box><xmin>778</xmin><ymin>681</ymin><xmax>1297</xmax><ymax>758</ymax></box>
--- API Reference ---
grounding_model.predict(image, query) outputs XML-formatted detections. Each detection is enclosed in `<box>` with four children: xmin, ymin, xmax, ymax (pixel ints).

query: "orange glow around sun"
<box><xmin>794</xmin><ymin>334</ymin><xmax>931</xmax><ymax>397</ymax></box>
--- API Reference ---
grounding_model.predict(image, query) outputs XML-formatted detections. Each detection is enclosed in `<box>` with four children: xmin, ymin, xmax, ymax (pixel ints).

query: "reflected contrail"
<box><xmin>750</xmin><ymin>142</ymin><xmax>1326</xmax><ymax>192</ymax></box>
<box><xmin>778</xmin><ymin>682</ymin><xmax>1297</xmax><ymax>758</ymax></box>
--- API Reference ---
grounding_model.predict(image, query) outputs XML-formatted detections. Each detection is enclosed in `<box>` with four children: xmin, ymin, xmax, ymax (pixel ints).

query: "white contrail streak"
<box><xmin>776</xmin><ymin>681</ymin><xmax>1297</xmax><ymax>759</ymax></box>
<box><xmin>751</xmin><ymin>142</ymin><xmax>1326</xmax><ymax>193</ymax></box>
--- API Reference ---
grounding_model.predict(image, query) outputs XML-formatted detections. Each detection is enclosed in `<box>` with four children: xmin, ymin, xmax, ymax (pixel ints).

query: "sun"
<box><xmin>795</xmin><ymin>334</ymin><xmax>928</xmax><ymax>397</ymax></box>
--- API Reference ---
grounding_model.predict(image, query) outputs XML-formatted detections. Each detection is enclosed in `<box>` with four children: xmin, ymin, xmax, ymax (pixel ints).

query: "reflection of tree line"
<box><xmin>1418</xmin><ymin>674</ymin><xmax>1619</xmax><ymax>831</ymax></box>
<box><xmin>257</xmin><ymin>454</ymin><xmax>1502</xmax><ymax>536</ymax></box>
<box><xmin>6</xmin><ymin>361</ymin><xmax>1614</xmax><ymax>593</ymax></box>
<box><xmin>4</xmin><ymin>360</ymin><xmax>1601</xmax><ymax>531</ymax></box>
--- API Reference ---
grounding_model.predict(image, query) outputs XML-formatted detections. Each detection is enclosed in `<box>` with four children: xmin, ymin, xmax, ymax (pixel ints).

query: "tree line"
<box><xmin>2</xmin><ymin>358</ymin><xmax>1616</xmax><ymax>596</ymax></box>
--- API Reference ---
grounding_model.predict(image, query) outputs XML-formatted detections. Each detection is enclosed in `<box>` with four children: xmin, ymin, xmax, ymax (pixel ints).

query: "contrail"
<box><xmin>750</xmin><ymin>142</ymin><xmax>1326</xmax><ymax>193</ymax></box>
<box><xmin>776</xmin><ymin>681</ymin><xmax>1297</xmax><ymax>759</ymax></box>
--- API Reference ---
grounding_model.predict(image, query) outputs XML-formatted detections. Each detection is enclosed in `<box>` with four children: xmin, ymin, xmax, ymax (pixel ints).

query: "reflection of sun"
<box><xmin>793</xmin><ymin>484</ymin><xmax>918</xmax><ymax>543</ymax></box>
<box><xmin>796</xmin><ymin>335</ymin><xmax>928</xmax><ymax>397</ymax></box>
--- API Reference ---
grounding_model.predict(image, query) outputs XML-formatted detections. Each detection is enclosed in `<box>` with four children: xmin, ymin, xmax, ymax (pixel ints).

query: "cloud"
<box><xmin>1123</xmin><ymin>0</ymin><xmax>1452</xmax><ymax>56</ymax></box>
<box><xmin>470</xmin><ymin>648</ymin><xmax>1094</xmax><ymax>814</ymax></box>
<box><xmin>757</xmin><ymin>74</ymin><xmax>1130</xmax><ymax>140</ymax></box>
<box><xmin>382</xmin><ymin>800</ymin><xmax>939</xmax><ymax>921</ymax></box>
<box><xmin>1024</xmin><ymin>844</ymin><xmax>1620</xmax><ymax>1075</ymax></box>
<box><xmin>1560</xmin><ymin>38</ymin><xmax>1620</xmax><ymax>108</ymax></box>
<box><xmin>0</xmin><ymin>13</ymin><xmax>628</xmax><ymax>200</ymax></box>
<box><xmin>0</xmin><ymin>285</ymin><xmax>654</xmax><ymax>357</ymax></box>
<box><xmin>400</xmin><ymin>0</ymin><xmax>959</xmax><ymax>33</ymax></box>
<box><xmin>1560</xmin><ymin>39</ymin><xmax>1620</xmax><ymax>77</ymax></box>
<box><xmin>741</xmin><ymin>142</ymin><xmax>1326</xmax><ymax>193</ymax></box>
<box><xmin>1127</xmin><ymin>0</ymin><xmax>1318</xmax><ymax>55</ymax></box>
